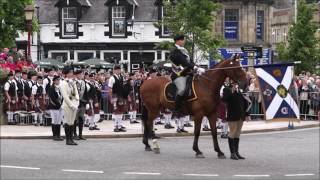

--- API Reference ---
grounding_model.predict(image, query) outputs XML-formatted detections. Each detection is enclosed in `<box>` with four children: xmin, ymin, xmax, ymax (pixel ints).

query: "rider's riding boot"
<box><xmin>174</xmin><ymin>95</ymin><xmax>184</xmax><ymax>114</ymax></box>
<box><xmin>228</xmin><ymin>137</ymin><xmax>239</xmax><ymax>160</ymax></box>
<box><xmin>235</xmin><ymin>138</ymin><xmax>245</xmax><ymax>159</ymax></box>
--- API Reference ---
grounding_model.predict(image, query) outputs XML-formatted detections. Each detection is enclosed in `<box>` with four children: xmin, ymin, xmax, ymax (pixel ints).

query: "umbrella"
<box><xmin>75</xmin><ymin>58</ymin><xmax>114</xmax><ymax>69</ymax></box>
<box><xmin>34</xmin><ymin>58</ymin><xmax>65</xmax><ymax>69</ymax></box>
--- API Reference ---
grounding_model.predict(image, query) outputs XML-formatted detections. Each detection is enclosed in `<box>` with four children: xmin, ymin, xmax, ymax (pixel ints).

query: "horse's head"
<box><xmin>220</xmin><ymin>54</ymin><xmax>248</xmax><ymax>91</ymax></box>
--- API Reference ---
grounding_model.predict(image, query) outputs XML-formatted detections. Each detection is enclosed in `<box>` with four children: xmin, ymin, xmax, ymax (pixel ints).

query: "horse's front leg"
<box><xmin>192</xmin><ymin>115</ymin><xmax>205</xmax><ymax>158</ymax></box>
<box><xmin>208</xmin><ymin>112</ymin><xmax>226</xmax><ymax>159</ymax></box>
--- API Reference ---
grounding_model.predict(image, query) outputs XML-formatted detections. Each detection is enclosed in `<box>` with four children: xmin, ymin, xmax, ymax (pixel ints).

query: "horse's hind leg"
<box><xmin>208</xmin><ymin>113</ymin><xmax>226</xmax><ymax>159</ymax></box>
<box><xmin>192</xmin><ymin>115</ymin><xmax>205</xmax><ymax>158</ymax></box>
<box><xmin>144</xmin><ymin>111</ymin><xmax>158</xmax><ymax>151</ymax></box>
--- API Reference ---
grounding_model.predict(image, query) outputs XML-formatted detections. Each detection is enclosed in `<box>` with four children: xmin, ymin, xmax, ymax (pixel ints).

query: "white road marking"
<box><xmin>242</xmin><ymin>127</ymin><xmax>319</xmax><ymax>136</ymax></box>
<box><xmin>234</xmin><ymin>174</ymin><xmax>270</xmax><ymax>177</ymax></box>
<box><xmin>285</xmin><ymin>173</ymin><xmax>315</xmax><ymax>177</ymax></box>
<box><xmin>0</xmin><ymin>165</ymin><xmax>40</xmax><ymax>170</ymax></box>
<box><xmin>124</xmin><ymin>172</ymin><xmax>161</xmax><ymax>175</ymax></box>
<box><xmin>183</xmin><ymin>173</ymin><xmax>219</xmax><ymax>177</ymax></box>
<box><xmin>62</xmin><ymin>169</ymin><xmax>104</xmax><ymax>174</ymax></box>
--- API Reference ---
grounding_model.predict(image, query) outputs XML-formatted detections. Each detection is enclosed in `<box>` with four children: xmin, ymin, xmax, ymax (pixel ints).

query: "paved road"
<box><xmin>1</xmin><ymin>128</ymin><xmax>319</xmax><ymax>180</ymax></box>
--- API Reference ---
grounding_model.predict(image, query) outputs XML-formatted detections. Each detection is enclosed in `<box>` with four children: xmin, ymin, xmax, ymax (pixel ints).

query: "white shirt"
<box><xmin>108</xmin><ymin>74</ymin><xmax>121</xmax><ymax>88</ymax></box>
<box><xmin>43</xmin><ymin>76</ymin><xmax>53</xmax><ymax>95</ymax></box>
<box><xmin>4</xmin><ymin>80</ymin><xmax>17</xmax><ymax>92</ymax></box>
<box><xmin>32</xmin><ymin>83</ymin><xmax>43</xmax><ymax>95</ymax></box>
<box><xmin>28</xmin><ymin>80</ymin><xmax>36</xmax><ymax>89</ymax></box>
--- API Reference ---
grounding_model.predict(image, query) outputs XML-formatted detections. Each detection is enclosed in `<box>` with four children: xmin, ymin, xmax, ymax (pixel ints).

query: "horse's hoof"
<box><xmin>218</xmin><ymin>154</ymin><xmax>226</xmax><ymax>159</ymax></box>
<box><xmin>195</xmin><ymin>153</ymin><xmax>205</xmax><ymax>158</ymax></box>
<box><xmin>145</xmin><ymin>147</ymin><xmax>152</xmax><ymax>151</ymax></box>
<box><xmin>153</xmin><ymin>148</ymin><xmax>160</xmax><ymax>154</ymax></box>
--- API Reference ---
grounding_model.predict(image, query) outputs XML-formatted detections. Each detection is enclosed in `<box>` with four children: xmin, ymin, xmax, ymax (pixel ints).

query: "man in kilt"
<box><xmin>108</xmin><ymin>65</ymin><xmax>126</xmax><ymax>132</ymax></box>
<box><xmin>4</xmin><ymin>72</ymin><xmax>18</xmax><ymax>125</ymax></box>
<box><xmin>31</xmin><ymin>76</ymin><xmax>46</xmax><ymax>126</ymax></box>
<box><xmin>127</xmin><ymin>73</ymin><xmax>139</xmax><ymax>124</ymax></box>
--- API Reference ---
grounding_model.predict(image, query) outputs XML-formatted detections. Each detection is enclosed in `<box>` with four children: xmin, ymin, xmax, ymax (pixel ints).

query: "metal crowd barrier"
<box><xmin>300</xmin><ymin>92</ymin><xmax>320</xmax><ymax>120</ymax></box>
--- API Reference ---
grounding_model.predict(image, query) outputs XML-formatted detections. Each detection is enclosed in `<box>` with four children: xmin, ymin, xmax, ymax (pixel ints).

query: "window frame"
<box><xmin>256</xmin><ymin>10</ymin><xmax>264</xmax><ymax>40</ymax></box>
<box><xmin>224</xmin><ymin>9</ymin><xmax>239</xmax><ymax>41</ymax></box>
<box><xmin>111</xmin><ymin>6</ymin><xmax>127</xmax><ymax>37</ymax></box>
<box><xmin>48</xmin><ymin>50</ymin><xmax>70</xmax><ymax>62</ymax></box>
<box><xmin>61</xmin><ymin>7</ymin><xmax>78</xmax><ymax>38</ymax></box>
<box><xmin>74</xmin><ymin>50</ymin><xmax>96</xmax><ymax>62</ymax></box>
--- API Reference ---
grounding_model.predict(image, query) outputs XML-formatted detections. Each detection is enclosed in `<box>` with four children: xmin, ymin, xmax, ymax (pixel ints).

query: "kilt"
<box><xmin>35</xmin><ymin>97</ymin><xmax>46</xmax><ymax>113</ymax></box>
<box><xmin>111</xmin><ymin>95</ymin><xmax>127</xmax><ymax>114</ymax></box>
<box><xmin>3</xmin><ymin>97</ymin><xmax>18</xmax><ymax>112</ymax></box>
<box><xmin>128</xmin><ymin>93</ymin><xmax>138</xmax><ymax>111</ymax></box>
<box><xmin>86</xmin><ymin>100</ymin><xmax>95</xmax><ymax>117</ymax></box>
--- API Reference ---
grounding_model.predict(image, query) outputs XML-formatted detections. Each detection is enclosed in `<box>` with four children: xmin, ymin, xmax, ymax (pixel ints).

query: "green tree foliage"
<box><xmin>0</xmin><ymin>0</ymin><xmax>34</xmax><ymax>49</ymax></box>
<box><xmin>155</xmin><ymin>0</ymin><xmax>225</xmax><ymax>63</ymax></box>
<box><xmin>276</xmin><ymin>0</ymin><xmax>319</xmax><ymax>73</ymax></box>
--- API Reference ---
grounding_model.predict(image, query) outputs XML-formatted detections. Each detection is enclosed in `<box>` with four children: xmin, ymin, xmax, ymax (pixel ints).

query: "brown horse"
<box><xmin>140</xmin><ymin>58</ymin><xmax>248</xmax><ymax>158</ymax></box>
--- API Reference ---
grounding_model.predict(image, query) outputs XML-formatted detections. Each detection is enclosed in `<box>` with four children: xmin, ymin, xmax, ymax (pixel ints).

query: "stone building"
<box><xmin>271</xmin><ymin>0</ymin><xmax>320</xmax><ymax>48</ymax></box>
<box><xmin>212</xmin><ymin>0</ymin><xmax>274</xmax><ymax>66</ymax></box>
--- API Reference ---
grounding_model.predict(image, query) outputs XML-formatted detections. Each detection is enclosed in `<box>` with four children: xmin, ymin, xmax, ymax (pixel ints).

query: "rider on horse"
<box><xmin>169</xmin><ymin>34</ymin><xmax>205</xmax><ymax>114</ymax></box>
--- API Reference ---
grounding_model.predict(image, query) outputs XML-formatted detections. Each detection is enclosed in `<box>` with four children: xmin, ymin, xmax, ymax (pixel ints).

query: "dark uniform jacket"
<box><xmin>169</xmin><ymin>45</ymin><xmax>194</xmax><ymax>79</ymax></box>
<box><xmin>47</xmin><ymin>85</ymin><xmax>62</xmax><ymax>110</ymax></box>
<box><xmin>222</xmin><ymin>86</ymin><xmax>250</xmax><ymax>121</ymax></box>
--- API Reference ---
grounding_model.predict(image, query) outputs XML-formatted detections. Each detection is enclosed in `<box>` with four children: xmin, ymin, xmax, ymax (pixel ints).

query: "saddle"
<box><xmin>164</xmin><ymin>76</ymin><xmax>197</xmax><ymax>103</ymax></box>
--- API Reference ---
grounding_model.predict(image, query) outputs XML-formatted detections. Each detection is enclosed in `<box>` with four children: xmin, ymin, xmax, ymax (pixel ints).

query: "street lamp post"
<box><xmin>24</xmin><ymin>5</ymin><xmax>34</xmax><ymax>58</ymax></box>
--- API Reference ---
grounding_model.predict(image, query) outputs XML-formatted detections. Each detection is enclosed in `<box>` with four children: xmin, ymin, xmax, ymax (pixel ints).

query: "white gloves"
<box><xmin>194</xmin><ymin>66</ymin><xmax>205</xmax><ymax>75</ymax></box>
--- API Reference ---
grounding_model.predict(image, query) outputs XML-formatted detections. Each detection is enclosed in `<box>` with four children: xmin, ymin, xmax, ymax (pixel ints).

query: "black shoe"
<box><xmin>114</xmin><ymin>128</ymin><xmax>120</xmax><ymax>132</ymax></box>
<box><xmin>118</xmin><ymin>128</ymin><xmax>127</xmax><ymax>132</ymax></box>
<box><xmin>130</xmin><ymin>120</ymin><xmax>139</xmax><ymax>124</ymax></box>
<box><xmin>79</xmin><ymin>136</ymin><xmax>86</xmax><ymax>140</ymax></box>
<box><xmin>180</xmin><ymin>128</ymin><xmax>188</xmax><ymax>133</ymax></box>
<box><xmin>84</xmin><ymin>124</ymin><xmax>89</xmax><ymax>127</ymax></box>
<box><xmin>221</xmin><ymin>134</ymin><xmax>228</xmax><ymax>139</ymax></box>
<box><xmin>164</xmin><ymin>124</ymin><xmax>175</xmax><ymax>129</ymax></box>
<box><xmin>202</xmin><ymin>126</ymin><xmax>211</xmax><ymax>131</ymax></box>
<box><xmin>184</xmin><ymin>123</ymin><xmax>193</xmax><ymax>127</ymax></box>
<box><xmin>176</xmin><ymin>128</ymin><xmax>182</xmax><ymax>133</ymax></box>
<box><xmin>89</xmin><ymin>127</ymin><xmax>95</xmax><ymax>130</ymax></box>
<box><xmin>155</xmin><ymin>121</ymin><xmax>164</xmax><ymax>125</ymax></box>
<box><xmin>94</xmin><ymin>127</ymin><xmax>100</xmax><ymax>130</ymax></box>
<box><xmin>120</xmin><ymin>126</ymin><xmax>126</xmax><ymax>130</ymax></box>
<box><xmin>235</xmin><ymin>138</ymin><xmax>245</xmax><ymax>159</ymax></box>
<box><xmin>73</xmin><ymin>135</ymin><xmax>81</xmax><ymax>140</ymax></box>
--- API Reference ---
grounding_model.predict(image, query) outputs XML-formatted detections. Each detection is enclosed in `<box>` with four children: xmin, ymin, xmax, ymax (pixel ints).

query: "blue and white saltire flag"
<box><xmin>255</xmin><ymin>64</ymin><xmax>300</xmax><ymax>121</ymax></box>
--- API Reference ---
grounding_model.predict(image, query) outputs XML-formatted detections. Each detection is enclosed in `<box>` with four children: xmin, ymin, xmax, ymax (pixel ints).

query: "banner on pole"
<box><xmin>254</xmin><ymin>64</ymin><xmax>300</xmax><ymax>121</ymax></box>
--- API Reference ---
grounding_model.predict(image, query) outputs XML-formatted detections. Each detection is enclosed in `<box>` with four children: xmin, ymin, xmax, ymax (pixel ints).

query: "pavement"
<box><xmin>1</xmin><ymin>128</ymin><xmax>319</xmax><ymax>180</ymax></box>
<box><xmin>0</xmin><ymin>119</ymin><xmax>319</xmax><ymax>139</ymax></box>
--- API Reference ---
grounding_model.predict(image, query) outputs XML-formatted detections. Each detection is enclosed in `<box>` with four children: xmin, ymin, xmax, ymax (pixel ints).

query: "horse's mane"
<box><xmin>209</xmin><ymin>58</ymin><xmax>231</xmax><ymax>69</ymax></box>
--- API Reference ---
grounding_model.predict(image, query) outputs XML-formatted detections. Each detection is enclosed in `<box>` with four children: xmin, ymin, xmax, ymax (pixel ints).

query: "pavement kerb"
<box><xmin>0</xmin><ymin>123</ymin><xmax>319</xmax><ymax>140</ymax></box>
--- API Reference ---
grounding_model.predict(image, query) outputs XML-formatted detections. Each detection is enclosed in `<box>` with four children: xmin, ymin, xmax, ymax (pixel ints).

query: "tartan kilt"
<box><xmin>25</xmin><ymin>100</ymin><xmax>35</xmax><ymax>112</ymax></box>
<box><xmin>93</xmin><ymin>100</ymin><xmax>100</xmax><ymax>114</ymax></box>
<box><xmin>3</xmin><ymin>97</ymin><xmax>18</xmax><ymax>112</ymax></box>
<box><xmin>86</xmin><ymin>101</ymin><xmax>94</xmax><ymax>116</ymax></box>
<box><xmin>35</xmin><ymin>97</ymin><xmax>46</xmax><ymax>113</ymax></box>
<box><xmin>111</xmin><ymin>95</ymin><xmax>127</xmax><ymax>114</ymax></box>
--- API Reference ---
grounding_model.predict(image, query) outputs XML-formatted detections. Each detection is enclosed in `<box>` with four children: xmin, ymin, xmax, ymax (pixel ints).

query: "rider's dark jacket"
<box><xmin>169</xmin><ymin>45</ymin><xmax>195</xmax><ymax>79</ymax></box>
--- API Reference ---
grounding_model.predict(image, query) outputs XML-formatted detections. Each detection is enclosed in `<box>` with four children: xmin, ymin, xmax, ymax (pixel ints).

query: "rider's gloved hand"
<box><xmin>197</xmin><ymin>67</ymin><xmax>205</xmax><ymax>75</ymax></box>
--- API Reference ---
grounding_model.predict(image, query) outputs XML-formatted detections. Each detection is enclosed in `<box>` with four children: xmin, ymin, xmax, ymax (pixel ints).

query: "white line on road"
<box><xmin>183</xmin><ymin>173</ymin><xmax>219</xmax><ymax>177</ymax></box>
<box><xmin>0</xmin><ymin>165</ymin><xmax>40</xmax><ymax>170</ymax></box>
<box><xmin>234</xmin><ymin>174</ymin><xmax>270</xmax><ymax>177</ymax></box>
<box><xmin>243</xmin><ymin>127</ymin><xmax>320</xmax><ymax>136</ymax></box>
<box><xmin>285</xmin><ymin>173</ymin><xmax>315</xmax><ymax>177</ymax></box>
<box><xmin>62</xmin><ymin>169</ymin><xmax>104</xmax><ymax>174</ymax></box>
<box><xmin>124</xmin><ymin>172</ymin><xmax>161</xmax><ymax>175</ymax></box>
